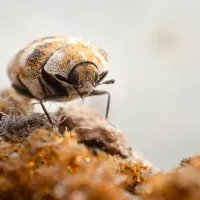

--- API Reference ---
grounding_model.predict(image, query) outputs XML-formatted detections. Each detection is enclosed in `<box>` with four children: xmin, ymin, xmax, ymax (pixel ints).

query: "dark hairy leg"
<box><xmin>89</xmin><ymin>89</ymin><xmax>111</xmax><ymax>119</ymax></box>
<box><xmin>39</xmin><ymin>99</ymin><xmax>53</xmax><ymax>125</ymax></box>
<box><xmin>38</xmin><ymin>75</ymin><xmax>70</xmax><ymax>126</ymax></box>
<box><xmin>39</xmin><ymin>93</ymin><xmax>69</xmax><ymax>125</ymax></box>
<box><xmin>38</xmin><ymin>76</ymin><xmax>53</xmax><ymax>125</ymax></box>
<box><xmin>39</xmin><ymin>93</ymin><xmax>69</xmax><ymax>126</ymax></box>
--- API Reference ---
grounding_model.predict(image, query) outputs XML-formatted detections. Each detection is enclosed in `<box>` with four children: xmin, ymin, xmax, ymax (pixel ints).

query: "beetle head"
<box><xmin>55</xmin><ymin>62</ymin><xmax>99</xmax><ymax>98</ymax></box>
<box><xmin>69</xmin><ymin>62</ymin><xmax>99</xmax><ymax>97</ymax></box>
<box><xmin>54</xmin><ymin>62</ymin><xmax>115</xmax><ymax>99</ymax></box>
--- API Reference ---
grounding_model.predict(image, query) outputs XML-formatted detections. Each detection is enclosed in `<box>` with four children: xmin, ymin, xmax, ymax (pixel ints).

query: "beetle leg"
<box><xmin>39</xmin><ymin>98</ymin><xmax>53</xmax><ymax>125</ymax></box>
<box><xmin>40</xmin><ymin>94</ymin><xmax>69</xmax><ymax>126</ymax></box>
<box><xmin>42</xmin><ymin>93</ymin><xmax>69</xmax><ymax>102</ymax></box>
<box><xmin>39</xmin><ymin>73</ymin><xmax>73</xmax><ymax>126</ymax></box>
<box><xmin>38</xmin><ymin>76</ymin><xmax>54</xmax><ymax>125</ymax></box>
<box><xmin>38</xmin><ymin>75</ymin><xmax>49</xmax><ymax>97</ymax></box>
<box><xmin>88</xmin><ymin>89</ymin><xmax>111</xmax><ymax>119</ymax></box>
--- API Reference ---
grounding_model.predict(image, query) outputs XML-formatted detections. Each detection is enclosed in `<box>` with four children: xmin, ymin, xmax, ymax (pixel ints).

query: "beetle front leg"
<box><xmin>39</xmin><ymin>99</ymin><xmax>53</xmax><ymax>125</ymax></box>
<box><xmin>37</xmin><ymin>76</ymin><xmax>53</xmax><ymax>125</ymax></box>
<box><xmin>88</xmin><ymin>89</ymin><xmax>111</xmax><ymax>119</ymax></box>
<box><xmin>39</xmin><ymin>93</ymin><xmax>70</xmax><ymax>126</ymax></box>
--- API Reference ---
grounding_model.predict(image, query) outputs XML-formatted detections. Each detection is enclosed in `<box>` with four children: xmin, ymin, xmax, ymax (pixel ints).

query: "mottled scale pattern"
<box><xmin>44</xmin><ymin>40</ymin><xmax>107</xmax><ymax>78</ymax></box>
<box><xmin>8</xmin><ymin>36</ymin><xmax>108</xmax><ymax>99</ymax></box>
<box><xmin>8</xmin><ymin>36</ymin><xmax>67</xmax><ymax>98</ymax></box>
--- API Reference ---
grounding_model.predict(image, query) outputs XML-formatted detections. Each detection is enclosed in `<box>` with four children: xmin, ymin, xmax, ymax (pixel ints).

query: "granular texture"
<box><xmin>140</xmin><ymin>155</ymin><xmax>200</xmax><ymax>200</ymax></box>
<box><xmin>2</xmin><ymin>87</ymin><xmax>200</xmax><ymax>200</ymax></box>
<box><xmin>0</xmin><ymin>113</ymin><xmax>51</xmax><ymax>141</ymax></box>
<box><xmin>57</xmin><ymin>107</ymin><xmax>132</xmax><ymax>158</ymax></box>
<box><xmin>0</xmin><ymin>128</ymin><xmax>137</xmax><ymax>200</ymax></box>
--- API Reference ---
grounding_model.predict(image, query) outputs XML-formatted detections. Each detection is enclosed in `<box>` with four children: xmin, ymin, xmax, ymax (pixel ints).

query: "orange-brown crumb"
<box><xmin>0</xmin><ymin>88</ymin><xmax>160</xmax><ymax>199</ymax></box>
<box><xmin>180</xmin><ymin>155</ymin><xmax>200</xmax><ymax>169</ymax></box>
<box><xmin>141</xmin><ymin>155</ymin><xmax>200</xmax><ymax>200</ymax></box>
<box><xmin>0</xmin><ymin>128</ymin><xmax>137</xmax><ymax>199</ymax></box>
<box><xmin>119</xmin><ymin>162</ymin><xmax>150</xmax><ymax>194</ymax></box>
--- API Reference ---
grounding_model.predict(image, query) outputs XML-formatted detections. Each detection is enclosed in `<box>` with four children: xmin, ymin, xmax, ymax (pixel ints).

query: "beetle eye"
<box><xmin>95</xmin><ymin>71</ymin><xmax>99</xmax><ymax>82</ymax></box>
<box><xmin>69</xmin><ymin>70</ymin><xmax>79</xmax><ymax>85</ymax></box>
<box><xmin>55</xmin><ymin>74</ymin><xmax>69</xmax><ymax>82</ymax></box>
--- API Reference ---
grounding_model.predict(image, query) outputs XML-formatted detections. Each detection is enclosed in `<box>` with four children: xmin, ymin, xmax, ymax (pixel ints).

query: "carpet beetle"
<box><xmin>8</xmin><ymin>36</ymin><xmax>115</xmax><ymax>124</ymax></box>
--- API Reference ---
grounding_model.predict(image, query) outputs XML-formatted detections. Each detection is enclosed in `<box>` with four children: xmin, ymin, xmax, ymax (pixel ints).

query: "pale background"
<box><xmin>0</xmin><ymin>0</ymin><xmax>200</xmax><ymax>170</ymax></box>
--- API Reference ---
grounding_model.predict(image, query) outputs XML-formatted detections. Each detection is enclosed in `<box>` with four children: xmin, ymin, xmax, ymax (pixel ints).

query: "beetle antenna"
<box><xmin>95</xmin><ymin>79</ymin><xmax>115</xmax><ymax>87</ymax></box>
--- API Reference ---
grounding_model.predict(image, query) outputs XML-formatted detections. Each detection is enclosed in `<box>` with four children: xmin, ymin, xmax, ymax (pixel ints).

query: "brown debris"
<box><xmin>57</xmin><ymin>107</ymin><xmax>133</xmax><ymax>158</ymax></box>
<box><xmin>140</xmin><ymin>155</ymin><xmax>200</xmax><ymax>200</ymax></box>
<box><xmin>140</xmin><ymin>167</ymin><xmax>200</xmax><ymax>200</ymax></box>
<box><xmin>0</xmin><ymin>113</ymin><xmax>51</xmax><ymax>141</ymax></box>
<box><xmin>119</xmin><ymin>162</ymin><xmax>150</xmax><ymax>194</ymax></box>
<box><xmin>0</xmin><ymin>90</ymin><xmax>152</xmax><ymax>199</ymax></box>
<box><xmin>180</xmin><ymin>155</ymin><xmax>200</xmax><ymax>169</ymax></box>
<box><xmin>0</xmin><ymin>88</ymin><xmax>32</xmax><ymax>115</ymax></box>
<box><xmin>0</xmin><ymin>128</ymin><xmax>134</xmax><ymax>200</ymax></box>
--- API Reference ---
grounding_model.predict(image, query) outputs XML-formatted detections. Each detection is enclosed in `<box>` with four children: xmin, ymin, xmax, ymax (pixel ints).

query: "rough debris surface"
<box><xmin>0</xmin><ymin>88</ymin><xmax>199</xmax><ymax>200</ymax></box>
<box><xmin>140</xmin><ymin>155</ymin><xmax>200</xmax><ymax>200</ymax></box>
<box><xmin>58</xmin><ymin>107</ymin><xmax>133</xmax><ymax>158</ymax></box>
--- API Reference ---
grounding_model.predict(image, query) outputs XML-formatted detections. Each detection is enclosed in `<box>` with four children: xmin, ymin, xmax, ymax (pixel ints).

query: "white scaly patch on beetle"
<box><xmin>80</xmin><ymin>41</ymin><xmax>108</xmax><ymax>73</ymax></box>
<box><xmin>78</xmin><ymin>51</ymin><xmax>87</xmax><ymax>60</ymax></box>
<box><xmin>91</xmin><ymin>47</ymin><xmax>107</xmax><ymax>65</ymax></box>
<box><xmin>67</xmin><ymin>37</ymin><xmax>84</xmax><ymax>44</ymax></box>
<box><xmin>91</xmin><ymin>48</ymin><xmax>108</xmax><ymax>74</ymax></box>
<box><xmin>67</xmin><ymin>38</ymin><xmax>108</xmax><ymax>74</ymax></box>
<box><xmin>44</xmin><ymin>50</ymin><xmax>66</xmax><ymax>75</ymax></box>
<box><xmin>19</xmin><ymin>37</ymin><xmax>67</xmax><ymax>68</ymax></box>
<box><xmin>75</xmin><ymin>39</ymin><xmax>108</xmax><ymax>65</ymax></box>
<box><xmin>19</xmin><ymin>42</ymin><xmax>41</xmax><ymax>67</ymax></box>
<box><xmin>7</xmin><ymin>55</ymin><xmax>20</xmax><ymax>84</ymax></box>
<box><xmin>78</xmin><ymin>81</ymin><xmax>93</xmax><ymax>94</ymax></box>
<box><xmin>20</xmin><ymin>77</ymin><xmax>43</xmax><ymax>99</ymax></box>
<box><xmin>65</xmin><ymin>37</ymin><xmax>107</xmax><ymax>64</ymax></box>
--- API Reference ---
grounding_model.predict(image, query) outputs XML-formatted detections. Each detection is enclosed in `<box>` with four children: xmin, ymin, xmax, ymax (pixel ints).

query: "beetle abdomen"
<box><xmin>8</xmin><ymin>36</ymin><xmax>68</xmax><ymax>98</ymax></box>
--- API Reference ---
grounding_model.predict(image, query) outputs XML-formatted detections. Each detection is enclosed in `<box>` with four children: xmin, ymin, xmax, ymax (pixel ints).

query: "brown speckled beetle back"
<box><xmin>8</xmin><ymin>36</ymin><xmax>115</xmax><ymax>124</ymax></box>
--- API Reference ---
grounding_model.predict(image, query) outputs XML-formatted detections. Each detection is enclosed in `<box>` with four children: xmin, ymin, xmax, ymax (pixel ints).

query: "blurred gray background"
<box><xmin>0</xmin><ymin>0</ymin><xmax>200</xmax><ymax>170</ymax></box>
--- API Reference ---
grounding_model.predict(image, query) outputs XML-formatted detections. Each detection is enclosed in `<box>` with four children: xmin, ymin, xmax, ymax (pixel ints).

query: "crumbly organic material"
<box><xmin>0</xmin><ymin>87</ymin><xmax>200</xmax><ymax>200</ymax></box>
<box><xmin>140</xmin><ymin>156</ymin><xmax>200</xmax><ymax>200</ymax></box>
